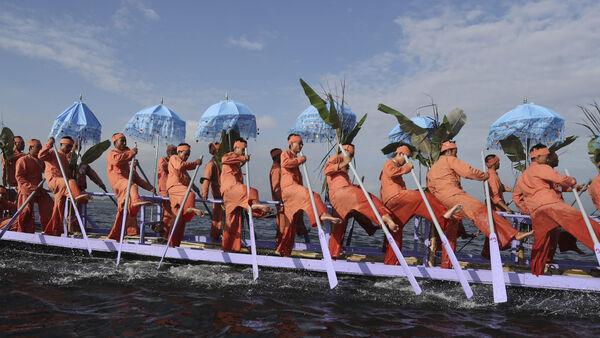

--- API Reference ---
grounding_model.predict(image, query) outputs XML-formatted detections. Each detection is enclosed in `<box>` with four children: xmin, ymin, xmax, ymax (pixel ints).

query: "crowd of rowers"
<box><xmin>1</xmin><ymin>132</ymin><xmax>600</xmax><ymax>276</ymax></box>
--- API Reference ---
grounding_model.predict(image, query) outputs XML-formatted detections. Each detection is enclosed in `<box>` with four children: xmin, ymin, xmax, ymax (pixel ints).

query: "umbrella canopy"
<box><xmin>289</xmin><ymin>102</ymin><xmax>356</xmax><ymax>143</ymax></box>
<box><xmin>487</xmin><ymin>101</ymin><xmax>565</xmax><ymax>149</ymax></box>
<box><xmin>49</xmin><ymin>100</ymin><xmax>102</xmax><ymax>145</ymax></box>
<box><xmin>124</xmin><ymin>103</ymin><xmax>186</xmax><ymax>145</ymax></box>
<box><xmin>388</xmin><ymin>116</ymin><xmax>436</xmax><ymax>144</ymax></box>
<box><xmin>195</xmin><ymin>99</ymin><xmax>257</xmax><ymax>141</ymax></box>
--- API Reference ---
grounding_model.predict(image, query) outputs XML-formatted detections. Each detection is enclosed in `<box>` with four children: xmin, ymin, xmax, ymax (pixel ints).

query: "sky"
<box><xmin>1</xmin><ymin>0</ymin><xmax>600</xmax><ymax>207</ymax></box>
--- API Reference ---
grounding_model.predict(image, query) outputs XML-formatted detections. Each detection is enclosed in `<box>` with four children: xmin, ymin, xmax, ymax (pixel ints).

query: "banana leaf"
<box><xmin>342</xmin><ymin>113</ymin><xmax>367</xmax><ymax>144</ymax></box>
<box><xmin>380</xmin><ymin>141</ymin><xmax>417</xmax><ymax>156</ymax></box>
<box><xmin>445</xmin><ymin>108</ymin><xmax>466</xmax><ymax>139</ymax></box>
<box><xmin>300</xmin><ymin>79</ymin><xmax>339</xmax><ymax>129</ymax></box>
<box><xmin>377</xmin><ymin>103</ymin><xmax>428</xmax><ymax>137</ymax></box>
<box><xmin>80</xmin><ymin>140</ymin><xmax>111</xmax><ymax>165</ymax></box>
<box><xmin>0</xmin><ymin>127</ymin><xmax>15</xmax><ymax>161</ymax></box>
<box><xmin>499</xmin><ymin>135</ymin><xmax>526</xmax><ymax>163</ymax></box>
<box><xmin>429</xmin><ymin>117</ymin><xmax>452</xmax><ymax>162</ymax></box>
<box><xmin>326</xmin><ymin>94</ymin><xmax>341</xmax><ymax>130</ymax></box>
<box><xmin>549</xmin><ymin>135</ymin><xmax>577</xmax><ymax>153</ymax></box>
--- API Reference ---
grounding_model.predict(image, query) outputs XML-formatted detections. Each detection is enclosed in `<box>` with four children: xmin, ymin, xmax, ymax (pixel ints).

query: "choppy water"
<box><xmin>1</xmin><ymin>200</ymin><xmax>600</xmax><ymax>337</ymax></box>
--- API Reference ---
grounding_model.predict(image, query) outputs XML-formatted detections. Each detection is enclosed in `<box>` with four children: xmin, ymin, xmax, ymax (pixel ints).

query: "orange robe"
<box><xmin>324</xmin><ymin>154</ymin><xmax>389</xmax><ymax>258</ymax></box>
<box><xmin>220</xmin><ymin>152</ymin><xmax>260</xmax><ymax>252</ymax></box>
<box><xmin>521</xmin><ymin>162</ymin><xmax>600</xmax><ymax>275</ymax></box>
<box><xmin>106</xmin><ymin>148</ymin><xmax>152</xmax><ymax>241</ymax></box>
<box><xmin>38</xmin><ymin>143</ymin><xmax>83</xmax><ymax>236</ymax></box>
<box><xmin>275</xmin><ymin>150</ymin><xmax>316</xmax><ymax>256</ymax></box>
<box><xmin>427</xmin><ymin>155</ymin><xmax>517</xmax><ymax>249</ymax></box>
<box><xmin>588</xmin><ymin>174</ymin><xmax>600</xmax><ymax>211</ymax></box>
<box><xmin>201</xmin><ymin>158</ymin><xmax>223</xmax><ymax>241</ymax></box>
<box><xmin>157</xmin><ymin>155</ymin><xmax>174</xmax><ymax>237</ymax></box>
<box><xmin>2</xmin><ymin>151</ymin><xmax>25</xmax><ymax>188</ymax></box>
<box><xmin>380</xmin><ymin>159</ymin><xmax>458</xmax><ymax>268</ymax></box>
<box><xmin>166</xmin><ymin>156</ymin><xmax>199</xmax><ymax>247</ymax></box>
<box><xmin>14</xmin><ymin>154</ymin><xmax>53</xmax><ymax>233</ymax></box>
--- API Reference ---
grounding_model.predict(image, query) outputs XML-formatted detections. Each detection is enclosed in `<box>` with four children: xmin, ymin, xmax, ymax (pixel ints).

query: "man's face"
<box><xmin>234</xmin><ymin>145</ymin><xmax>245</xmax><ymax>155</ymax></box>
<box><xmin>178</xmin><ymin>149</ymin><xmax>190</xmax><ymax>161</ymax></box>
<box><xmin>14</xmin><ymin>138</ymin><xmax>24</xmax><ymax>152</ymax></box>
<box><xmin>29</xmin><ymin>144</ymin><xmax>42</xmax><ymax>157</ymax></box>
<box><xmin>115</xmin><ymin>137</ymin><xmax>127</xmax><ymax>150</ymax></box>
<box><xmin>290</xmin><ymin>141</ymin><xmax>303</xmax><ymax>153</ymax></box>
<box><xmin>535</xmin><ymin>153</ymin><xmax>548</xmax><ymax>164</ymax></box>
<box><xmin>60</xmin><ymin>142</ymin><xmax>73</xmax><ymax>153</ymax></box>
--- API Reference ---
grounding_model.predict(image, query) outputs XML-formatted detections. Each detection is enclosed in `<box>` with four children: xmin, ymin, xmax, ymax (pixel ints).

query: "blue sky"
<box><xmin>1</xmin><ymin>0</ymin><xmax>600</xmax><ymax>206</ymax></box>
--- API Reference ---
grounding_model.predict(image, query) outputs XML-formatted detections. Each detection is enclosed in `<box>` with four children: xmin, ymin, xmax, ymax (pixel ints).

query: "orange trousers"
<box><xmin>222</xmin><ymin>185</ymin><xmax>259</xmax><ymax>252</ymax></box>
<box><xmin>14</xmin><ymin>190</ymin><xmax>53</xmax><ymax>233</ymax></box>
<box><xmin>384</xmin><ymin>190</ymin><xmax>458</xmax><ymax>268</ymax></box>
<box><xmin>44</xmin><ymin>177</ymin><xmax>82</xmax><ymax>236</ymax></box>
<box><xmin>530</xmin><ymin>202</ymin><xmax>600</xmax><ymax>275</ymax></box>
<box><xmin>276</xmin><ymin>212</ymin><xmax>307</xmax><ymax>256</ymax></box>
<box><xmin>108</xmin><ymin>179</ymin><xmax>145</xmax><ymax>241</ymax></box>
<box><xmin>166</xmin><ymin>186</ymin><xmax>197</xmax><ymax>247</ymax></box>
<box><xmin>209</xmin><ymin>202</ymin><xmax>224</xmax><ymax>242</ymax></box>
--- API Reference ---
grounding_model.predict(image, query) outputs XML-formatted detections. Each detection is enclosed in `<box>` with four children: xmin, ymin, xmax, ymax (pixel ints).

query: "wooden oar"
<box><xmin>115</xmin><ymin>156</ymin><xmax>136</xmax><ymax>267</ymax></box>
<box><xmin>157</xmin><ymin>160</ymin><xmax>202</xmax><ymax>269</ymax></box>
<box><xmin>135</xmin><ymin>161</ymin><xmax>155</xmax><ymax>192</ymax></box>
<box><xmin>403</xmin><ymin>154</ymin><xmax>473</xmax><ymax>298</ymax></box>
<box><xmin>299</xmin><ymin>151</ymin><xmax>338</xmax><ymax>289</ymax></box>
<box><xmin>0</xmin><ymin>179</ymin><xmax>45</xmax><ymax>239</ymax></box>
<box><xmin>52</xmin><ymin>143</ymin><xmax>92</xmax><ymax>255</ymax></box>
<box><xmin>338</xmin><ymin>145</ymin><xmax>422</xmax><ymax>295</ymax></box>
<box><xmin>565</xmin><ymin>169</ymin><xmax>600</xmax><ymax>266</ymax></box>
<box><xmin>244</xmin><ymin>148</ymin><xmax>259</xmax><ymax>280</ymax></box>
<box><xmin>481</xmin><ymin>151</ymin><xmax>508</xmax><ymax>303</ymax></box>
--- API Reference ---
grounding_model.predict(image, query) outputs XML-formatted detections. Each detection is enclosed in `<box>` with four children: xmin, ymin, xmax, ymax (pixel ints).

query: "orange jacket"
<box><xmin>15</xmin><ymin>155</ymin><xmax>45</xmax><ymax>194</ymax></box>
<box><xmin>106</xmin><ymin>148</ymin><xmax>137</xmax><ymax>187</ymax></box>
<box><xmin>323</xmin><ymin>154</ymin><xmax>351</xmax><ymax>190</ymax></box>
<box><xmin>38</xmin><ymin>142</ymin><xmax>72</xmax><ymax>181</ymax></box>
<box><xmin>201</xmin><ymin>158</ymin><xmax>221</xmax><ymax>199</ymax></box>
<box><xmin>269</xmin><ymin>163</ymin><xmax>282</xmax><ymax>201</ymax></box>
<box><xmin>379</xmin><ymin>159</ymin><xmax>412</xmax><ymax>202</ymax></box>
<box><xmin>520</xmin><ymin>162</ymin><xmax>576</xmax><ymax>213</ymax></box>
<box><xmin>512</xmin><ymin>176</ymin><xmax>529</xmax><ymax>214</ymax></box>
<box><xmin>167</xmin><ymin>155</ymin><xmax>198</xmax><ymax>190</ymax></box>
<box><xmin>487</xmin><ymin>168</ymin><xmax>508</xmax><ymax>206</ymax></box>
<box><xmin>157</xmin><ymin>156</ymin><xmax>170</xmax><ymax>196</ymax></box>
<box><xmin>220</xmin><ymin>152</ymin><xmax>245</xmax><ymax>195</ymax></box>
<box><xmin>280</xmin><ymin>150</ymin><xmax>305</xmax><ymax>188</ymax></box>
<box><xmin>588</xmin><ymin>174</ymin><xmax>600</xmax><ymax>210</ymax></box>
<box><xmin>427</xmin><ymin>155</ymin><xmax>487</xmax><ymax>200</ymax></box>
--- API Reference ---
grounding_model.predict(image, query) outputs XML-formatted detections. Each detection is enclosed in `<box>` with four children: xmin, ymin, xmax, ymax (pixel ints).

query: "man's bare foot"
<box><xmin>515</xmin><ymin>230</ymin><xmax>534</xmax><ymax>241</ymax></box>
<box><xmin>321</xmin><ymin>213</ymin><xmax>342</xmax><ymax>224</ymax></box>
<box><xmin>251</xmin><ymin>203</ymin><xmax>271</xmax><ymax>214</ymax></box>
<box><xmin>186</xmin><ymin>207</ymin><xmax>206</xmax><ymax>217</ymax></box>
<box><xmin>382</xmin><ymin>215</ymin><xmax>399</xmax><ymax>232</ymax></box>
<box><xmin>443</xmin><ymin>204</ymin><xmax>463</xmax><ymax>219</ymax></box>
<box><xmin>74</xmin><ymin>194</ymin><xmax>90</xmax><ymax>202</ymax></box>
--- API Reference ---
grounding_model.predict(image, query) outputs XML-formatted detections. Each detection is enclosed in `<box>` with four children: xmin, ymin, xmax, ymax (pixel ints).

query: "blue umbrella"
<box><xmin>195</xmin><ymin>98</ymin><xmax>257</xmax><ymax>141</ymax></box>
<box><xmin>289</xmin><ymin>102</ymin><xmax>356</xmax><ymax>143</ymax></box>
<box><xmin>487</xmin><ymin>101</ymin><xmax>565</xmax><ymax>149</ymax></box>
<box><xmin>124</xmin><ymin>102</ymin><xmax>186</xmax><ymax>145</ymax></box>
<box><xmin>49</xmin><ymin>99</ymin><xmax>102</xmax><ymax>145</ymax></box>
<box><xmin>388</xmin><ymin>116</ymin><xmax>436</xmax><ymax>144</ymax></box>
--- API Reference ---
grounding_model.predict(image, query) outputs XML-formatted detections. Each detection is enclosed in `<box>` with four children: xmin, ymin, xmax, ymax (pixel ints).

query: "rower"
<box><xmin>379</xmin><ymin>144</ymin><xmax>462</xmax><ymax>267</ymax></box>
<box><xmin>156</xmin><ymin>144</ymin><xmax>177</xmax><ymax>238</ymax></box>
<box><xmin>165</xmin><ymin>143</ymin><xmax>204</xmax><ymax>247</ymax></box>
<box><xmin>278</xmin><ymin>135</ymin><xmax>340</xmax><ymax>256</ymax></box>
<box><xmin>0</xmin><ymin>186</ymin><xmax>16</xmax><ymax>226</ymax></box>
<box><xmin>38</xmin><ymin>136</ymin><xmax>89</xmax><ymax>236</ymax></box>
<box><xmin>106</xmin><ymin>133</ymin><xmax>154</xmax><ymax>241</ymax></box>
<box><xmin>269</xmin><ymin>148</ymin><xmax>287</xmax><ymax>245</ymax></box>
<box><xmin>427</xmin><ymin>141</ymin><xmax>532</xmax><ymax>259</ymax></box>
<box><xmin>13</xmin><ymin>139</ymin><xmax>52</xmax><ymax>233</ymax></box>
<box><xmin>201</xmin><ymin>142</ymin><xmax>223</xmax><ymax>241</ymax></box>
<box><xmin>521</xmin><ymin>144</ymin><xmax>600</xmax><ymax>275</ymax></box>
<box><xmin>485</xmin><ymin>154</ymin><xmax>513</xmax><ymax>213</ymax></box>
<box><xmin>324</xmin><ymin>143</ymin><xmax>397</xmax><ymax>259</ymax></box>
<box><xmin>219</xmin><ymin>138</ymin><xmax>270</xmax><ymax>252</ymax></box>
<box><xmin>2</xmin><ymin>135</ymin><xmax>26</xmax><ymax>200</ymax></box>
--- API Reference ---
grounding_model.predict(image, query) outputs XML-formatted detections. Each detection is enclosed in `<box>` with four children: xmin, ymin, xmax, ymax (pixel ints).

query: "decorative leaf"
<box><xmin>215</xmin><ymin>129</ymin><xmax>240</xmax><ymax>168</ymax></box>
<box><xmin>343</xmin><ymin>113</ymin><xmax>367</xmax><ymax>144</ymax></box>
<box><xmin>380</xmin><ymin>141</ymin><xmax>417</xmax><ymax>156</ymax></box>
<box><xmin>588</xmin><ymin>137</ymin><xmax>599</xmax><ymax>164</ymax></box>
<box><xmin>513</xmin><ymin>162</ymin><xmax>526</xmax><ymax>172</ymax></box>
<box><xmin>299</xmin><ymin>79</ymin><xmax>333</xmax><ymax>127</ymax></box>
<box><xmin>445</xmin><ymin>108</ymin><xmax>466</xmax><ymax>138</ymax></box>
<box><xmin>549</xmin><ymin>135</ymin><xmax>577</xmax><ymax>153</ymax></box>
<box><xmin>326</xmin><ymin>94</ymin><xmax>341</xmax><ymax>129</ymax></box>
<box><xmin>377</xmin><ymin>103</ymin><xmax>428</xmax><ymax>136</ymax></box>
<box><xmin>0</xmin><ymin>127</ymin><xmax>15</xmax><ymax>160</ymax></box>
<box><xmin>81</xmin><ymin>140</ymin><xmax>111</xmax><ymax>165</ymax></box>
<box><xmin>499</xmin><ymin>135</ymin><xmax>526</xmax><ymax>163</ymax></box>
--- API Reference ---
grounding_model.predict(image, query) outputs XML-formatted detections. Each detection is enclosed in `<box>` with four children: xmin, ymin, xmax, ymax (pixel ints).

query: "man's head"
<box><xmin>270</xmin><ymin>148</ymin><xmax>282</xmax><ymax>164</ymax></box>
<box><xmin>393</xmin><ymin>144</ymin><xmax>412</xmax><ymax>162</ymax></box>
<box><xmin>440</xmin><ymin>140</ymin><xmax>457</xmax><ymax>156</ymax></box>
<box><xmin>547</xmin><ymin>151</ymin><xmax>559</xmax><ymax>168</ymax></box>
<box><xmin>233</xmin><ymin>138</ymin><xmax>247</xmax><ymax>155</ymax></box>
<box><xmin>177</xmin><ymin>143</ymin><xmax>191</xmax><ymax>161</ymax></box>
<box><xmin>13</xmin><ymin>136</ymin><xmax>24</xmax><ymax>152</ymax></box>
<box><xmin>287</xmin><ymin>133</ymin><xmax>303</xmax><ymax>153</ymax></box>
<box><xmin>59</xmin><ymin>136</ymin><xmax>74</xmax><ymax>153</ymax></box>
<box><xmin>485</xmin><ymin>154</ymin><xmax>500</xmax><ymax>169</ymax></box>
<box><xmin>341</xmin><ymin>143</ymin><xmax>355</xmax><ymax>158</ymax></box>
<box><xmin>28</xmin><ymin>139</ymin><xmax>42</xmax><ymax>157</ymax></box>
<box><xmin>529</xmin><ymin>143</ymin><xmax>549</xmax><ymax>164</ymax></box>
<box><xmin>166</xmin><ymin>144</ymin><xmax>177</xmax><ymax>156</ymax></box>
<box><xmin>112</xmin><ymin>133</ymin><xmax>127</xmax><ymax>150</ymax></box>
<box><xmin>209</xmin><ymin>142</ymin><xmax>220</xmax><ymax>156</ymax></box>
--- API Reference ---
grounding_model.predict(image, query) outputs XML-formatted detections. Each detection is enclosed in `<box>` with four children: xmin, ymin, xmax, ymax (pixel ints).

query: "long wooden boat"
<box><xmin>1</xmin><ymin>192</ymin><xmax>599</xmax><ymax>294</ymax></box>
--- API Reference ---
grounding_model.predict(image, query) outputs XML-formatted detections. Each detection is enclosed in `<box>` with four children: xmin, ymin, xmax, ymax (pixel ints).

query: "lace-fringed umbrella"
<box><xmin>124</xmin><ymin>101</ymin><xmax>186</xmax><ymax>146</ymax></box>
<box><xmin>289</xmin><ymin>102</ymin><xmax>356</xmax><ymax>143</ymax></box>
<box><xmin>487</xmin><ymin>101</ymin><xmax>565</xmax><ymax>150</ymax></box>
<box><xmin>195</xmin><ymin>98</ymin><xmax>257</xmax><ymax>142</ymax></box>
<box><xmin>388</xmin><ymin>116</ymin><xmax>436</xmax><ymax>144</ymax></box>
<box><xmin>49</xmin><ymin>98</ymin><xmax>102</xmax><ymax>146</ymax></box>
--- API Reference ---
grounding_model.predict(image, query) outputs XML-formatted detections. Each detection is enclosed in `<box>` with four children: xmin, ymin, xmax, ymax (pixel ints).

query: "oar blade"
<box><xmin>387</xmin><ymin>232</ymin><xmax>422</xmax><ymax>295</ymax></box>
<box><xmin>489</xmin><ymin>233</ymin><xmax>508</xmax><ymax>303</ymax></box>
<box><xmin>441</xmin><ymin>239</ymin><xmax>473</xmax><ymax>299</ymax></box>
<box><xmin>317</xmin><ymin>225</ymin><xmax>338</xmax><ymax>289</ymax></box>
<box><xmin>248</xmin><ymin>213</ymin><xmax>260</xmax><ymax>281</ymax></box>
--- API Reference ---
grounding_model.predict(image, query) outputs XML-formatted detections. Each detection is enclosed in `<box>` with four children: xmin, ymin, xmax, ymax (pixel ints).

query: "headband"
<box><xmin>396</xmin><ymin>145</ymin><xmax>411</xmax><ymax>156</ymax></box>
<box><xmin>288</xmin><ymin>135</ymin><xmax>302</xmax><ymax>145</ymax></box>
<box><xmin>270</xmin><ymin>148</ymin><xmax>282</xmax><ymax>158</ymax></box>
<box><xmin>177</xmin><ymin>144</ymin><xmax>190</xmax><ymax>152</ymax></box>
<box><xmin>112</xmin><ymin>133</ymin><xmax>125</xmax><ymax>143</ymax></box>
<box><xmin>486</xmin><ymin>155</ymin><xmax>500</xmax><ymax>167</ymax></box>
<box><xmin>530</xmin><ymin>147</ymin><xmax>550</xmax><ymax>158</ymax></box>
<box><xmin>28</xmin><ymin>139</ymin><xmax>41</xmax><ymax>147</ymax></box>
<box><xmin>440</xmin><ymin>141</ymin><xmax>457</xmax><ymax>153</ymax></box>
<box><xmin>13</xmin><ymin>136</ymin><xmax>23</xmax><ymax>141</ymax></box>
<box><xmin>234</xmin><ymin>140</ymin><xmax>247</xmax><ymax>150</ymax></box>
<box><xmin>60</xmin><ymin>138</ymin><xmax>74</xmax><ymax>145</ymax></box>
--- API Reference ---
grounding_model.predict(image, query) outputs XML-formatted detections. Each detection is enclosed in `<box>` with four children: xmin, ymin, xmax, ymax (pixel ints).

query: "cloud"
<box><xmin>257</xmin><ymin>115</ymin><xmax>277</xmax><ymax>130</ymax></box>
<box><xmin>321</xmin><ymin>0</ymin><xmax>600</xmax><ymax>192</ymax></box>
<box><xmin>226</xmin><ymin>36</ymin><xmax>264</xmax><ymax>51</ymax></box>
<box><xmin>113</xmin><ymin>0</ymin><xmax>159</xmax><ymax>30</ymax></box>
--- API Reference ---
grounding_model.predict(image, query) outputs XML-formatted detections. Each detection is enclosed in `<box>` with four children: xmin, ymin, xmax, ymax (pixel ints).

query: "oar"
<box><xmin>403</xmin><ymin>154</ymin><xmax>473</xmax><ymax>298</ymax></box>
<box><xmin>157</xmin><ymin>160</ymin><xmax>202</xmax><ymax>269</ymax></box>
<box><xmin>135</xmin><ymin>161</ymin><xmax>155</xmax><ymax>192</ymax></box>
<box><xmin>565</xmin><ymin>170</ymin><xmax>600</xmax><ymax>266</ymax></box>
<box><xmin>0</xmin><ymin>179</ymin><xmax>45</xmax><ymax>239</ymax></box>
<box><xmin>481</xmin><ymin>151</ymin><xmax>507</xmax><ymax>303</ymax></box>
<box><xmin>338</xmin><ymin>145</ymin><xmax>422</xmax><ymax>295</ymax></box>
<box><xmin>52</xmin><ymin>143</ymin><xmax>92</xmax><ymax>255</ymax></box>
<box><xmin>115</xmin><ymin>156</ymin><xmax>136</xmax><ymax>267</ymax></box>
<box><xmin>299</xmin><ymin>151</ymin><xmax>338</xmax><ymax>289</ymax></box>
<box><xmin>244</xmin><ymin>148</ymin><xmax>259</xmax><ymax>280</ymax></box>
<box><xmin>100</xmin><ymin>186</ymin><xmax>118</xmax><ymax>206</ymax></box>
<box><xmin>192</xmin><ymin>183</ymin><xmax>214</xmax><ymax>219</ymax></box>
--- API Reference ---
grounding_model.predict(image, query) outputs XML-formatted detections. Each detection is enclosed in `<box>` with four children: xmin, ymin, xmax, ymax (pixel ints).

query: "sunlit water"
<box><xmin>1</xmin><ymin>200</ymin><xmax>599</xmax><ymax>336</ymax></box>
